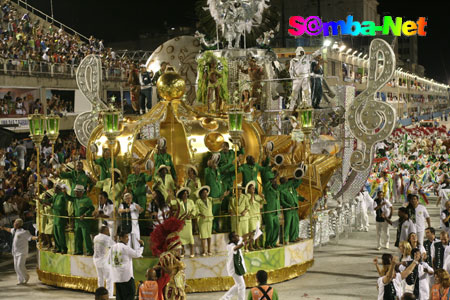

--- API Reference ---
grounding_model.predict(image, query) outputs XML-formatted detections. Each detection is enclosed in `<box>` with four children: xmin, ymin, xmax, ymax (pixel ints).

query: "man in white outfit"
<box><xmin>110</xmin><ymin>231</ymin><xmax>144</xmax><ymax>300</ymax></box>
<box><xmin>95</xmin><ymin>191</ymin><xmax>116</xmax><ymax>240</ymax></box>
<box><xmin>93</xmin><ymin>225</ymin><xmax>115</xmax><ymax>298</ymax></box>
<box><xmin>0</xmin><ymin>218</ymin><xmax>37</xmax><ymax>284</ymax></box>
<box><xmin>373</xmin><ymin>191</ymin><xmax>393</xmax><ymax>250</ymax></box>
<box><xmin>119</xmin><ymin>193</ymin><xmax>143</xmax><ymax>250</ymax></box>
<box><xmin>408</xmin><ymin>194</ymin><xmax>431</xmax><ymax>245</ymax></box>
<box><xmin>355</xmin><ymin>188</ymin><xmax>374</xmax><ymax>232</ymax></box>
<box><xmin>220</xmin><ymin>232</ymin><xmax>250</xmax><ymax>300</ymax></box>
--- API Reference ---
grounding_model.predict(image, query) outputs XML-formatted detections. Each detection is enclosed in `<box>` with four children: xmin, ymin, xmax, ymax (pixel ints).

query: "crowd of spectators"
<box><xmin>46</xmin><ymin>94</ymin><xmax>73</xmax><ymax>115</ymax></box>
<box><xmin>0</xmin><ymin>133</ymin><xmax>85</xmax><ymax>253</ymax></box>
<box><xmin>0</xmin><ymin>0</ymin><xmax>131</xmax><ymax>76</ymax></box>
<box><xmin>0</xmin><ymin>90</ymin><xmax>43</xmax><ymax>116</ymax></box>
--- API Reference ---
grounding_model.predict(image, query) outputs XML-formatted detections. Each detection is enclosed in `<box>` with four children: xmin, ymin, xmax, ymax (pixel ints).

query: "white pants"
<box><xmin>13</xmin><ymin>254</ymin><xmax>29</xmax><ymax>284</ymax></box>
<box><xmin>95</xmin><ymin>263</ymin><xmax>113</xmax><ymax>298</ymax></box>
<box><xmin>290</xmin><ymin>77</ymin><xmax>311</xmax><ymax>109</ymax></box>
<box><xmin>127</xmin><ymin>230</ymin><xmax>140</xmax><ymax>250</ymax></box>
<box><xmin>417</xmin><ymin>230</ymin><xmax>425</xmax><ymax>246</ymax></box>
<box><xmin>220</xmin><ymin>273</ymin><xmax>246</xmax><ymax>300</ymax></box>
<box><xmin>18</xmin><ymin>158</ymin><xmax>25</xmax><ymax>170</ymax></box>
<box><xmin>376</xmin><ymin>222</ymin><xmax>390</xmax><ymax>248</ymax></box>
<box><xmin>356</xmin><ymin>202</ymin><xmax>369</xmax><ymax>231</ymax></box>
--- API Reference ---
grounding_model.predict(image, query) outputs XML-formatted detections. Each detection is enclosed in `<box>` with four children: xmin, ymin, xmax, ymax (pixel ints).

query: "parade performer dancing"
<box><xmin>150</xmin><ymin>216</ymin><xmax>186</xmax><ymax>300</ymax></box>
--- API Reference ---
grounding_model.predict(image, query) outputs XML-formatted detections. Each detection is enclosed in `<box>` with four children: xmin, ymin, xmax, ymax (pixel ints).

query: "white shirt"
<box><xmin>418</xmin><ymin>262</ymin><xmax>433</xmax><ymax>300</ymax></box>
<box><xmin>100</xmin><ymin>201</ymin><xmax>115</xmax><ymax>228</ymax></box>
<box><xmin>431</xmin><ymin>241</ymin><xmax>450</xmax><ymax>264</ymax></box>
<box><xmin>399</xmin><ymin>262</ymin><xmax>433</xmax><ymax>300</ymax></box>
<box><xmin>225</xmin><ymin>237</ymin><xmax>247</xmax><ymax>276</ymax></box>
<box><xmin>373</xmin><ymin>198</ymin><xmax>392</xmax><ymax>219</ymax></box>
<box><xmin>413</xmin><ymin>205</ymin><xmax>430</xmax><ymax>232</ymax></box>
<box><xmin>109</xmin><ymin>241</ymin><xmax>143</xmax><ymax>283</ymax></box>
<box><xmin>377</xmin><ymin>273</ymin><xmax>403</xmax><ymax>300</ymax></box>
<box><xmin>443</xmin><ymin>253</ymin><xmax>450</xmax><ymax>274</ymax></box>
<box><xmin>93</xmin><ymin>233</ymin><xmax>115</xmax><ymax>266</ymax></box>
<box><xmin>392</xmin><ymin>219</ymin><xmax>417</xmax><ymax>243</ymax></box>
<box><xmin>357</xmin><ymin>191</ymin><xmax>374</xmax><ymax>213</ymax></box>
<box><xmin>11</xmin><ymin>228</ymin><xmax>33</xmax><ymax>256</ymax></box>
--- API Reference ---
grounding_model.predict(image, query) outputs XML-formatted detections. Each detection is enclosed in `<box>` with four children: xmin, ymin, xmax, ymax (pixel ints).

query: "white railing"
<box><xmin>0</xmin><ymin>59</ymin><xmax>127</xmax><ymax>81</ymax></box>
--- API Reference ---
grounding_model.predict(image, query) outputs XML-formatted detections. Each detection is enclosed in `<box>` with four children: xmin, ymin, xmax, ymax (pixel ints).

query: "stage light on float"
<box><xmin>228</xmin><ymin>108</ymin><xmax>244</xmax><ymax>143</ymax></box>
<box><xmin>28</xmin><ymin>110</ymin><xmax>45</xmax><ymax>144</ymax></box>
<box><xmin>102</xmin><ymin>107</ymin><xmax>121</xmax><ymax>140</ymax></box>
<box><xmin>298</xmin><ymin>104</ymin><xmax>314</xmax><ymax>134</ymax></box>
<box><xmin>363</xmin><ymin>54</ymin><xmax>368</xmax><ymax>59</ymax></box>
<box><xmin>339</xmin><ymin>45</ymin><xmax>346</xmax><ymax>52</ymax></box>
<box><xmin>346</xmin><ymin>48</ymin><xmax>352</xmax><ymax>54</ymax></box>
<box><xmin>27</xmin><ymin>110</ymin><xmax>45</xmax><ymax>245</ymax></box>
<box><xmin>323</xmin><ymin>39</ymin><xmax>332</xmax><ymax>47</ymax></box>
<box><xmin>46</xmin><ymin>112</ymin><xmax>60</xmax><ymax>153</ymax></box>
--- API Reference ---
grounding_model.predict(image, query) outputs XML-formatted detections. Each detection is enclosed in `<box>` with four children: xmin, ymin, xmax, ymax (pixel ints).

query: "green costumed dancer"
<box><xmin>45</xmin><ymin>183</ymin><xmax>69</xmax><ymax>253</ymax></box>
<box><xmin>279</xmin><ymin>163</ymin><xmax>306</xmax><ymax>244</ymax></box>
<box><xmin>154</xmin><ymin>137</ymin><xmax>177</xmax><ymax>182</ymax></box>
<box><xmin>153</xmin><ymin>164</ymin><xmax>176</xmax><ymax>202</ymax></box>
<box><xmin>238</xmin><ymin>155</ymin><xmax>265</xmax><ymax>194</ymax></box>
<box><xmin>59</xmin><ymin>161</ymin><xmax>94</xmax><ymax>196</ymax></box>
<box><xmin>195</xmin><ymin>186</ymin><xmax>218</xmax><ymax>256</ymax></box>
<box><xmin>69</xmin><ymin>185</ymin><xmax>95</xmax><ymax>255</ymax></box>
<box><xmin>171</xmin><ymin>187</ymin><xmax>198</xmax><ymax>258</ymax></box>
<box><xmin>245</xmin><ymin>181</ymin><xmax>265</xmax><ymax>250</ymax></box>
<box><xmin>183</xmin><ymin>165</ymin><xmax>201</xmax><ymax>201</ymax></box>
<box><xmin>262</xmin><ymin>167</ymin><xmax>281</xmax><ymax>249</ymax></box>
<box><xmin>94</xmin><ymin>148</ymin><xmax>117</xmax><ymax>180</ymax></box>
<box><xmin>204</xmin><ymin>154</ymin><xmax>230</xmax><ymax>232</ymax></box>
<box><xmin>126</xmin><ymin>163</ymin><xmax>152</xmax><ymax>235</ymax></box>
<box><xmin>229</xmin><ymin>187</ymin><xmax>249</xmax><ymax>237</ymax></box>
<box><xmin>219</xmin><ymin>142</ymin><xmax>244</xmax><ymax>232</ymax></box>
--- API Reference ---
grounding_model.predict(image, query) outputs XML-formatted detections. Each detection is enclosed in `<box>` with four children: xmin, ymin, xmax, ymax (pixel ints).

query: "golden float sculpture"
<box><xmin>86</xmin><ymin>68</ymin><xmax>341</xmax><ymax>217</ymax></box>
<box><xmin>156</xmin><ymin>68</ymin><xmax>187</xmax><ymax>101</ymax></box>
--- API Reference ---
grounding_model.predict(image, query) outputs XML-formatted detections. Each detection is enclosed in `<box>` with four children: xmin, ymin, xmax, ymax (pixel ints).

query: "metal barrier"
<box><xmin>0</xmin><ymin>59</ymin><xmax>127</xmax><ymax>81</ymax></box>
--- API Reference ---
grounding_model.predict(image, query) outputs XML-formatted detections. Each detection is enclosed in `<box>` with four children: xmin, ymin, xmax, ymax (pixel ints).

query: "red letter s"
<box><xmin>288</xmin><ymin>16</ymin><xmax>305</xmax><ymax>36</ymax></box>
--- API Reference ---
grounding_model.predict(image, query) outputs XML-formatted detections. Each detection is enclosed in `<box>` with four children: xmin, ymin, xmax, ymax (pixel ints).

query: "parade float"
<box><xmin>33</xmin><ymin>0</ymin><xmax>401</xmax><ymax>294</ymax></box>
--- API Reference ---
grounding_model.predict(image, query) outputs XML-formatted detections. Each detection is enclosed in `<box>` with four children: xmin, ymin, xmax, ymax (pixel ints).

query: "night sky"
<box><xmin>22</xmin><ymin>0</ymin><xmax>449</xmax><ymax>84</ymax></box>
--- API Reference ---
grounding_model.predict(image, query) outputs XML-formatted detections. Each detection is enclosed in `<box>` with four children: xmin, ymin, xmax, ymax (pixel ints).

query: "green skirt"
<box><xmin>180</xmin><ymin>220</ymin><xmax>194</xmax><ymax>245</ymax></box>
<box><xmin>248</xmin><ymin>216</ymin><xmax>260</xmax><ymax>232</ymax></box>
<box><xmin>231</xmin><ymin>216</ymin><xmax>249</xmax><ymax>236</ymax></box>
<box><xmin>198</xmin><ymin>217</ymin><xmax>213</xmax><ymax>239</ymax></box>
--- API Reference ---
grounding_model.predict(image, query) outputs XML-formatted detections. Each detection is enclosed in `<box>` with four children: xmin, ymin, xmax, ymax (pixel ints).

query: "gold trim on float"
<box><xmin>37</xmin><ymin>268</ymin><xmax>98</xmax><ymax>292</ymax></box>
<box><xmin>37</xmin><ymin>260</ymin><xmax>314</xmax><ymax>293</ymax></box>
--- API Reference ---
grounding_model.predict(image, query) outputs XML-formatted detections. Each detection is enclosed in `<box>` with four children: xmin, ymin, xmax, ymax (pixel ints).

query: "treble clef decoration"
<box><xmin>74</xmin><ymin>55</ymin><xmax>108</xmax><ymax>147</ymax></box>
<box><xmin>346</xmin><ymin>38</ymin><xmax>396</xmax><ymax>172</ymax></box>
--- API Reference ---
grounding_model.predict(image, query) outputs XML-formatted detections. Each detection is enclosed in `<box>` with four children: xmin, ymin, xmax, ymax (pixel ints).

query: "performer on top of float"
<box><xmin>289</xmin><ymin>46</ymin><xmax>322</xmax><ymax>110</ymax></box>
